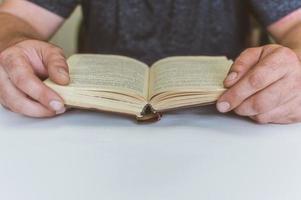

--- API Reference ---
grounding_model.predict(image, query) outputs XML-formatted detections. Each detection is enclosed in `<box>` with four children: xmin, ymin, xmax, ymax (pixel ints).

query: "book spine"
<box><xmin>136</xmin><ymin>104</ymin><xmax>162</xmax><ymax>122</ymax></box>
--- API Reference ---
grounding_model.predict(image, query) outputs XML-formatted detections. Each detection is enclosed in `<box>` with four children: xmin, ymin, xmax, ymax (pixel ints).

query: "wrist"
<box><xmin>291</xmin><ymin>48</ymin><xmax>301</xmax><ymax>61</ymax></box>
<box><xmin>0</xmin><ymin>33</ymin><xmax>36</xmax><ymax>53</ymax></box>
<box><xmin>0</xmin><ymin>13</ymin><xmax>44</xmax><ymax>52</ymax></box>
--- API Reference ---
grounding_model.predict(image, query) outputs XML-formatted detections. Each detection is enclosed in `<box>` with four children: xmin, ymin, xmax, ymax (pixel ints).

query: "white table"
<box><xmin>0</xmin><ymin>105</ymin><xmax>301</xmax><ymax>200</ymax></box>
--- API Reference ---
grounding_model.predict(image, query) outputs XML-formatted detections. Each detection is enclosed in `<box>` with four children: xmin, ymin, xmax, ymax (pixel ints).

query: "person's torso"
<box><xmin>79</xmin><ymin>0</ymin><xmax>252</xmax><ymax>65</ymax></box>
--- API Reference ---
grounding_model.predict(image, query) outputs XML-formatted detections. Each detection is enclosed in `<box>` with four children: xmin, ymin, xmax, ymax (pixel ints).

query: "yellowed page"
<box><xmin>52</xmin><ymin>88</ymin><xmax>145</xmax><ymax>116</ymax></box>
<box><xmin>63</xmin><ymin>54</ymin><xmax>150</xmax><ymax>98</ymax></box>
<box><xmin>149</xmin><ymin>56</ymin><xmax>232</xmax><ymax>100</ymax></box>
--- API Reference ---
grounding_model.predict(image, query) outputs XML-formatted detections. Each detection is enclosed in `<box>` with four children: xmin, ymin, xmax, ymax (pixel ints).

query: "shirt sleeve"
<box><xmin>28</xmin><ymin>0</ymin><xmax>79</xmax><ymax>18</ymax></box>
<box><xmin>249</xmin><ymin>0</ymin><xmax>301</xmax><ymax>27</ymax></box>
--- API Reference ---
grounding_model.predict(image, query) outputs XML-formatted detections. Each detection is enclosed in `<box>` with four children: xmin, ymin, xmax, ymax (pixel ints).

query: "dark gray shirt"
<box><xmin>29</xmin><ymin>0</ymin><xmax>301</xmax><ymax>65</ymax></box>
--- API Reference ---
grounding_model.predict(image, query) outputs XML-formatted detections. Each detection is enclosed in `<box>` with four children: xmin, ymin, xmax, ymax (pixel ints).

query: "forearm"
<box><xmin>276</xmin><ymin>24</ymin><xmax>301</xmax><ymax>61</ymax></box>
<box><xmin>0</xmin><ymin>12</ymin><xmax>43</xmax><ymax>52</ymax></box>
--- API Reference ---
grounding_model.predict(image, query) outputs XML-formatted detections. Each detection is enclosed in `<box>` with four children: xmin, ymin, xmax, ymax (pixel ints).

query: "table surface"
<box><xmin>0</xmin><ymin>105</ymin><xmax>301</xmax><ymax>200</ymax></box>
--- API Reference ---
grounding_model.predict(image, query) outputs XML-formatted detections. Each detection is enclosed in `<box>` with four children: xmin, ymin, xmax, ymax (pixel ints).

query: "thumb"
<box><xmin>43</xmin><ymin>46</ymin><xmax>70</xmax><ymax>85</ymax></box>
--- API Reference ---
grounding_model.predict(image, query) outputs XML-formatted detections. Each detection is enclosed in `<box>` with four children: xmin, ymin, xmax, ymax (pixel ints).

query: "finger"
<box><xmin>224</xmin><ymin>45</ymin><xmax>282</xmax><ymax>88</ymax></box>
<box><xmin>1</xmin><ymin>54</ymin><xmax>66</xmax><ymax>114</ymax></box>
<box><xmin>217</xmin><ymin>49</ymin><xmax>291</xmax><ymax>113</ymax></box>
<box><xmin>250</xmin><ymin>98</ymin><xmax>300</xmax><ymax>124</ymax></box>
<box><xmin>224</xmin><ymin>47</ymin><xmax>263</xmax><ymax>87</ymax></box>
<box><xmin>42</xmin><ymin>46</ymin><xmax>70</xmax><ymax>85</ymax></box>
<box><xmin>234</xmin><ymin>78</ymin><xmax>292</xmax><ymax>116</ymax></box>
<box><xmin>0</xmin><ymin>66</ymin><xmax>56</xmax><ymax>117</ymax></box>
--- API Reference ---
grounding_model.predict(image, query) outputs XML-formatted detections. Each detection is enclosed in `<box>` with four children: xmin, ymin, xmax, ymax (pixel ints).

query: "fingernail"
<box><xmin>49</xmin><ymin>100</ymin><xmax>65</xmax><ymax>113</ymax></box>
<box><xmin>58</xmin><ymin>67</ymin><xmax>69</xmax><ymax>78</ymax></box>
<box><xmin>56</xmin><ymin>107</ymin><xmax>66</xmax><ymax>115</ymax></box>
<box><xmin>225</xmin><ymin>72</ymin><xmax>238</xmax><ymax>82</ymax></box>
<box><xmin>217</xmin><ymin>101</ymin><xmax>231</xmax><ymax>113</ymax></box>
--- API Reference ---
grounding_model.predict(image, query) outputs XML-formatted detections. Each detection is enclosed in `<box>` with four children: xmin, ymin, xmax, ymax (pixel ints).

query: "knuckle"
<box><xmin>278</xmin><ymin>48</ymin><xmax>299</xmax><ymax>66</ymax></box>
<box><xmin>233</xmin><ymin>48</ymin><xmax>260</xmax><ymax>72</ymax></box>
<box><xmin>50</xmin><ymin>60</ymin><xmax>67</xmax><ymax>67</ymax></box>
<box><xmin>234</xmin><ymin>106</ymin><xmax>245</xmax><ymax>116</ymax></box>
<box><xmin>263</xmin><ymin>44</ymin><xmax>280</xmax><ymax>51</ymax></box>
<box><xmin>46</xmin><ymin>53</ymin><xmax>67</xmax><ymax>66</ymax></box>
<box><xmin>1</xmin><ymin>55</ymin><xmax>27</xmax><ymax>74</ymax></box>
<box><xmin>8</xmin><ymin>62</ymin><xmax>22</xmax><ymax>73</ymax></box>
<box><xmin>251</xmin><ymin>98</ymin><xmax>266</xmax><ymax>113</ymax></box>
<box><xmin>0</xmin><ymin>47</ymin><xmax>21</xmax><ymax>61</ymax></box>
<box><xmin>233</xmin><ymin>58</ymin><xmax>248</xmax><ymax>72</ymax></box>
<box><xmin>241</xmin><ymin>47</ymin><xmax>258</xmax><ymax>55</ymax></box>
<box><xmin>49</xmin><ymin>54</ymin><xmax>66</xmax><ymax>65</ymax></box>
<box><xmin>230</xmin><ymin>89</ymin><xmax>244</xmax><ymax>101</ymax></box>
<box><xmin>253</xmin><ymin>115</ymin><xmax>270</xmax><ymax>124</ymax></box>
<box><xmin>0</xmin><ymin>51</ymin><xmax>12</xmax><ymax>66</ymax></box>
<box><xmin>248</xmin><ymin>72</ymin><xmax>265</xmax><ymax>89</ymax></box>
<box><xmin>14</xmin><ymin>74</ymin><xmax>28</xmax><ymax>86</ymax></box>
<box><xmin>277</xmin><ymin>47</ymin><xmax>296</xmax><ymax>58</ymax></box>
<box><xmin>49</xmin><ymin>45</ymin><xmax>64</xmax><ymax>55</ymax></box>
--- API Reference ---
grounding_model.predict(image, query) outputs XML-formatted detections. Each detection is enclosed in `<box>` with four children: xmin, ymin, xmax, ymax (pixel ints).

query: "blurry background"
<box><xmin>50</xmin><ymin>6</ymin><xmax>82</xmax><ymax>57</ymax></box>
<box><xmin>45</xmin><ymin>7</ymin><xmax>265</xmax><ymax>56</ymax></box>
<box><xmin>0</xmin><ymin>1</ymin><xmax>265</xmax><ymax>57</ymax></box>
<box><xmin>0</xmin><ymin>0</ymin><xmax>82</xmax><ymax>57</ymax></box>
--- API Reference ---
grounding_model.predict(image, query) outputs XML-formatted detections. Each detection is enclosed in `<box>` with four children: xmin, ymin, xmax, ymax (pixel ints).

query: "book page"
<box><xmin>65</xmin><ymin>54</ymin><xmax>150</xmax><ymax>98</ymax></box>
<box><xmin>149</xmin><ymin>56</ymin><xmax>232</xmax><ymax>99</ymax></box>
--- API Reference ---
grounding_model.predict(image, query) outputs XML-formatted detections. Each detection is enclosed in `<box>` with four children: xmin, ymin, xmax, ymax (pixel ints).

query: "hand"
<box><xmin>217</xmin><ymin>44</ymin><xmax>301</xmax><ymax>124</ymax></box>
<box><xmin>0</xmin><ymin>39</ymin><xmax>70</xmax><ymax>117</ymax></box>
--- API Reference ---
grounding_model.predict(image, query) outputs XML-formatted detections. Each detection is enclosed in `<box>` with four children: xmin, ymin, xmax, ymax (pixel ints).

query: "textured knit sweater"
<box><xmin>29</xmin><ymin>0</ymin><xmax>301</xmax><ymax>65</ymax></box>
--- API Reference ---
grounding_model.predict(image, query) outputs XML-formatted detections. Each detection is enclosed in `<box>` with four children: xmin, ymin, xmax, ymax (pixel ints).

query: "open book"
<box><xmin>44</xmin><ymin>54</ymin><xmax>232</xmax><ymax>121</ymax></box>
